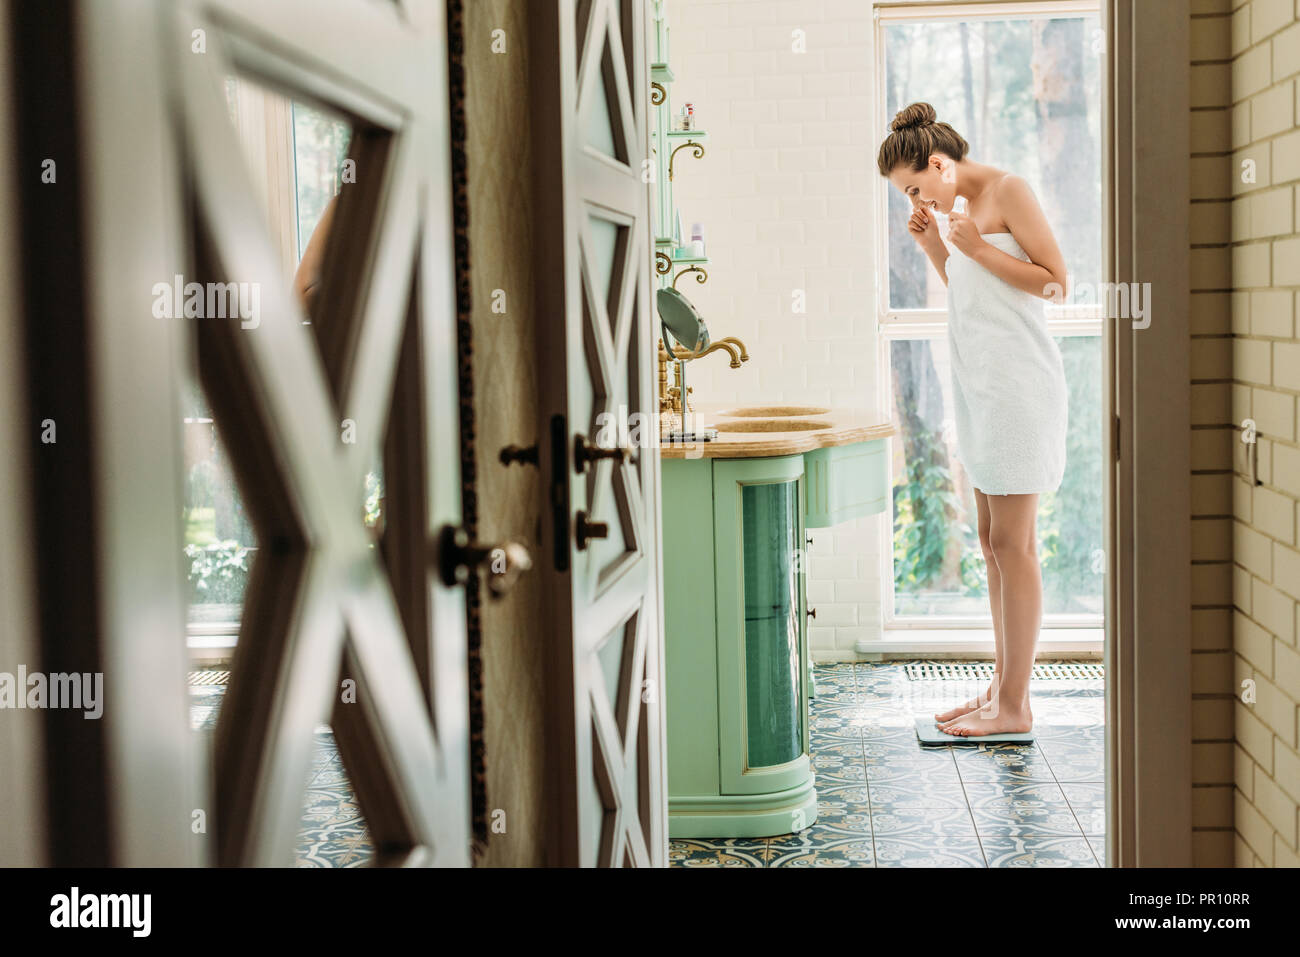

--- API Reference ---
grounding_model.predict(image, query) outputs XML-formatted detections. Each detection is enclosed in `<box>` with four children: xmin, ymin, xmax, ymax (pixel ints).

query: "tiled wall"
<box><xmin>668</xmin><ymin>0</ymin><xmax>884</xmax><ymax>658</ymax></box>
<box><xmin>1223</xmin><ymin>0</ymin><xmax>1300</xmax><ymax>868</ymax></box>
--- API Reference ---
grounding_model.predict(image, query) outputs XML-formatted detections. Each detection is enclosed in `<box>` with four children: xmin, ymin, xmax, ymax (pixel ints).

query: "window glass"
<box><xmin>888</xmin><ymin>335</ymin><xmax>1104</xmax><ymax>617</ymax></box>
<box><xmin>883</xmin><ymin>15</ymin><xmax>1102</xmax><ymax>310</ymax></box>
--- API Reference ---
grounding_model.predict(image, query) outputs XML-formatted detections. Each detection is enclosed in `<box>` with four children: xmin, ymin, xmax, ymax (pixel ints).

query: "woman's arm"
<box><xmin>908</xmin><ymin>205</ymin><xmax>951</xmax><ymax>286</ymax></box>
<box><xmin>948</xmin><ymin>175</ymin><xmax>1068</xmax><ymax>302</ymax></box>
<box><xmin>923</xmin><ymin>237</ymin><xmax>950</xmax><ymax>286</ymax></box>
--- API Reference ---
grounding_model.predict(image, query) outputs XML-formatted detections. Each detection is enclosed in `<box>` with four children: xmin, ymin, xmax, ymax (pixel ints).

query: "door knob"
<box><xmin>807</xmin><ymin>607</ymin><xmax>817</xmax><ymax>619</ymax></box>
<box><xmin>435</xmin><ymin>525</ymin><xmax>533</xmax><ymax>596</ymax></box>
<box><xmin>575</xmin><ymin>511</ymin><xmax>609</xmax><ymax>550</ymax></box>
<box><xmin>573</xmin><ymin>434</ymin><xmax>631</xmax><ymax>473</ymax></box>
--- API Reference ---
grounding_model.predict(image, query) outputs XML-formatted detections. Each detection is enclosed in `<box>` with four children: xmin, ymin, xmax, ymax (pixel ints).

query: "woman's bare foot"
<box><xmin>933</xmin><ymin>678</ymin><xmax>1001</xmax><ymax>724</ymax></box>
<box><xmin>939</xmin><ymin>698</ymin><xmax>1032</xmax><ymax>737</ymax></box>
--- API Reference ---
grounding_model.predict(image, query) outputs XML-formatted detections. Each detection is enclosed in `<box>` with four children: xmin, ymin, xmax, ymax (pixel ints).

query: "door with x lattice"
<box><xmin>532</xmin><ymin>0</ymin><xmax>668</xmax><ymax>868</ymax></box>
<box><xmin>173</xmin><ymin>0</ymin><xmax>470</xmax><ymax>866</ymax></box>
<box><xmin>0</xmin><ymin>0</ymin><xmax>468</xmax><ymax>867</ymax></box>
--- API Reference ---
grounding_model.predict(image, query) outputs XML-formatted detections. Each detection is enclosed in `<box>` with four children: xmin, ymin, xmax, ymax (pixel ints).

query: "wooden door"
<box><xmin>2</xmin><ymin>0</ymin><xmax>469</xmax><ymax>866</ymax></box>
<box><xmin>531</xmin><ymin>0</ymin><xmax>668</xmax><ymax>867</ymax></box>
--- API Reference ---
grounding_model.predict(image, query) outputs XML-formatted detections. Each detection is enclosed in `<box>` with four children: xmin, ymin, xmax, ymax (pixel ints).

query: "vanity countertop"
<box><xmin>660</xmin><ymin>403</ymin><xmax>896</xmax><ymax>460</ymax></box>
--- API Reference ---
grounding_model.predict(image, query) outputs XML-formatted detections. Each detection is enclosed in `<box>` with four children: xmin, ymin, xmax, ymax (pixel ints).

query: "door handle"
<box><xmin>573</xmin><ymin>434</ymin><xmax>631</xmax><ymax>473</ymax></box>
<box><xmin>807</xmin><ymin>607</ymin><xmax>817</xmax><ymax>619</ymax></box>
<box><xmin>435</xmin><ymin>525</ymin><xmax>533</xmax><ymax>597</ymax></box>
<box><xmin>574</xmin><ymin>511</ymin><xmax>609</xmax><ymax>550</ymax></box>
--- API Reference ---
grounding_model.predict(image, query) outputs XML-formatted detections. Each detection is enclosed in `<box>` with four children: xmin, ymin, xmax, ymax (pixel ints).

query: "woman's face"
<box><xmin>888</xmin><ymin>153</ymin><xmax>958</xmax><ymax>214</ymax></box>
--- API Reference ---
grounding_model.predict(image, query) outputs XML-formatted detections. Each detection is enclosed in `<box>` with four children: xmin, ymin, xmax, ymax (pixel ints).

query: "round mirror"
<box><xmin>656</xmin><ymin>287</ymin><xmax>709</xmax><ymax>356</ymax></box>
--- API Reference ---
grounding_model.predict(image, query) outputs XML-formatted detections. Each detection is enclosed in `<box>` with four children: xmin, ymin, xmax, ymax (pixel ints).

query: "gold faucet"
<box><xmin>657</xmin><ymin>336</ymin><xmax>750</xmax><ymax>430</ymax></box>
<box><xmin>713</xmin><ymin>337</ymin><xmax>750</xmax><ymax>362</ymax></box>
<box><xmin>679</xmin><ymin>340</ymin><xmax>743</xmax><ymax>367</ymax></box>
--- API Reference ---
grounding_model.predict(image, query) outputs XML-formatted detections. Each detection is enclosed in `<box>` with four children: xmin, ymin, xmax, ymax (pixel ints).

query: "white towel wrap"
<box><xmin>945</xmin><ymin>231</ymin><xmax>1068</xmax><ymax>496</ymax></box>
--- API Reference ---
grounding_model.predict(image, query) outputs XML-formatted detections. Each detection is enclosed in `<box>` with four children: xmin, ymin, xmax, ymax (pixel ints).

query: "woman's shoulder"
<box><xmin>990</xmin><ymin>172</ymin><xmax>1035</xmax><ymax>201</ymax></box>
<box><xmin>987</xmin><ymin>174</ymin><xmax>1040</xmax><ymax>208</ymax></box>
<box><xmin>988</xmin><ymin>174</ymin><xmax>1043</xmax><ymax>234</ymax></box>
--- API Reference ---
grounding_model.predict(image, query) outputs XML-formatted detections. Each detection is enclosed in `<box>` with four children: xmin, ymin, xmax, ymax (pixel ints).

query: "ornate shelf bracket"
<box><xmin>668</xmin><ymin>140</ymin><xmax>704</xmax><ymax>181</ymax></box>
<box><xmin>672</xmin><ymin>265</ymin><xmax>708</xmax><ymax>289</ymax></box>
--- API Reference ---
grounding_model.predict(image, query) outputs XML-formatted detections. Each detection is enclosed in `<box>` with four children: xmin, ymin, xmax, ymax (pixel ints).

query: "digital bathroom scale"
<box><xmin>914</xmin><ymin>715</ymin><xmax>1034</xmax><ymax>746</ymax></box>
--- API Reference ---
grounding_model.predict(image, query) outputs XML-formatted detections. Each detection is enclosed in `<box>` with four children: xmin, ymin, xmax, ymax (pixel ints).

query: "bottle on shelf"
<box><xmin>689</xmin><ymin>223</ymin><xmax>705</xmax><ymax>257</ymax></box>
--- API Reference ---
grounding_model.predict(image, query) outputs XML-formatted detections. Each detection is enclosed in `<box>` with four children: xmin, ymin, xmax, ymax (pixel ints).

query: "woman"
<box><xmin>877</xmin><ymin>102</ymin><xmax>1069</xmax><ymax>737</ymax></box>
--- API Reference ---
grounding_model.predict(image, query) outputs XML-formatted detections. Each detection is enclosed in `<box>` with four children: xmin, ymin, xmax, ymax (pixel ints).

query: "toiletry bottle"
<box><xmin>690</xmin><ymin>223</ymin><xmax>705</xmax><ymax>257</ymax></box>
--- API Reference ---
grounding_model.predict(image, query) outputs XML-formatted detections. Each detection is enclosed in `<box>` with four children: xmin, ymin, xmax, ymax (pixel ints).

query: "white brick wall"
<box><xmin>1227</xmin><ymin>0</ymin><xmax>1300</xmax><ymax>869</ymax></box>
<box><xmin>667</xmin><ymin>0</ymin><xmax>882</xmax><ymax>659</ymax></box>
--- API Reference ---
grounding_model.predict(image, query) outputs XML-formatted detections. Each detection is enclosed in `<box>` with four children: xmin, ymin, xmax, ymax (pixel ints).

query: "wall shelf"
<box><xmin>650</xmin><ymin>1</ymin><xmax>709</xmax><ymax>293</ymax></box>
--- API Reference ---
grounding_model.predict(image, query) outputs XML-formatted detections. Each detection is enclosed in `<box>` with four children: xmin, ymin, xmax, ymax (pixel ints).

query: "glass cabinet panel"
<box><xmin>740</xmin><ymin>480</ymin><xmax>803</xmax><ymax>768</ymax></box>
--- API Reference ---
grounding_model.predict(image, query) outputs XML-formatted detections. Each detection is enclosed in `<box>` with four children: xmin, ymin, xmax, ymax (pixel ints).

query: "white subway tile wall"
<box><xmin>667</xmin><ymin>0</ymin><xmax>883</xmax><ymax>659</ymax></box>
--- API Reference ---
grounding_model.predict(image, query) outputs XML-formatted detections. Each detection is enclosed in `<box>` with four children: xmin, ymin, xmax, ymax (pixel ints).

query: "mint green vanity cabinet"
<box><xmin>804</xmin><ymin>441</ymin><xmax>889</xmax><ymax>528</ymax></box>
<box><xmin>662</xmin><ymin>429</ymin><xmax>891</xmax><ymax>839</ymax></box>
<box><xmin>664</xmin><ymin>455</ymin><xmax>817</xmax><ymax>838</ymax></box>
<box><xmin>714</xmin><ymin>456</ymin><xmax>811</xmax><ymax>797</ymax></box>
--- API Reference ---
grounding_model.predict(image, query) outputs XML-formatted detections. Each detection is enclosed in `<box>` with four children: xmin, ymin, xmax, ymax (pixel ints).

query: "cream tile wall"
<box><xmin>668</xmin><ymin>0</ymin><xmax>883</xmax><ymax>658</ymax></box>
<box><xmin>1223</xmin><ymin>0</ymin><xmax>1300</xmax><ymax>868</ymax></box>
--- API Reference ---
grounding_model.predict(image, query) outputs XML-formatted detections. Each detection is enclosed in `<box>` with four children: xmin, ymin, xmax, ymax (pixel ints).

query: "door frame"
<box><xmin>0</xmin><ymin>0</ymin><xmax>45</xmax><ymax>868</ymax></box>
<box><xmin>1104</xmin><ymin>0</ymin><xmax>1193</xmax><ymax>867</ymax></box>
<box><xmin>4</xmin><ymin>0</ymin><xmax>201</xmax><ymax>867</ymax></box>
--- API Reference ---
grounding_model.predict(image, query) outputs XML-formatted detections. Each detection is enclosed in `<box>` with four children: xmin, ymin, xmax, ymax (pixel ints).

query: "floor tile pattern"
<box><xmin>191</xmin><ymin>660</ymin><xmax>1104</xmax><ymax>868</ymax></box>
<box><xmin>669</xmin><ymin>661</ymin><xmax>1105</xmax><ymax>868</ymax></box>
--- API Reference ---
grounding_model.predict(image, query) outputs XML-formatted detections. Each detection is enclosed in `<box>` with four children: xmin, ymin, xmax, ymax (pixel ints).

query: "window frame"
<box><xmin>873</xmin><ymin>0</ymin><xmax>1107</xmax><ymax>631</ymax></box>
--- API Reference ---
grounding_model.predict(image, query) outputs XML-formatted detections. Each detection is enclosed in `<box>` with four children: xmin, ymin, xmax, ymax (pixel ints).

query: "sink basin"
<box><xmin>713</xmin><ymin>419</ymin><xmax>832</xmax><ymax>433</ymax></box>
<box><xmin>716</xmin><ymin>405</ymin><xmax>831</xmax><ymax>418</ymax></box>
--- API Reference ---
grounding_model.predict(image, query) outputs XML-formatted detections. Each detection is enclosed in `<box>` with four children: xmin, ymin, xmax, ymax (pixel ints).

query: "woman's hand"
<box><xmin>945</xmin><ymin>209</ymin><xmax>986</xmax><ymax>258</ymax></box>
<box><xmin>907</xmin><ymin>204</ymin><xmax>942</xmax><ymax>249</ymax></box>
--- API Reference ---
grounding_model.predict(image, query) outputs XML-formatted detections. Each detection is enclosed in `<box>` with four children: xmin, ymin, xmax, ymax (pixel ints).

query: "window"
<box><xmin>875</xmin><ymin>2</ymin><xmax>1105</xmax><ymax>628</ymax></box>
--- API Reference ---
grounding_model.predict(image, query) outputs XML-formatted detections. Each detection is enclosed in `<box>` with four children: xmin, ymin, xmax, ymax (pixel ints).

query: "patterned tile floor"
<box><xmin>189</xmin><ymin>684</ymin><xmax>375</xmax><ymax>867</ymax></box>
<box><xmin>191</xmin><ymin>659</ymin><xmax>1103</xmax><ymax>868</ymax></box>
<box><xmin>669</xmin><ymin>661</ymin><xmax>1106</xmax><ymax>868</ymax></box>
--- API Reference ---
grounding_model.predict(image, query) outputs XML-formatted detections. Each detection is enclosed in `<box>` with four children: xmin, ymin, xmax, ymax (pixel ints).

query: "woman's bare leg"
<box><xmin>934</xmin><ymin>489</ymin><xmax>1005</xmax><ymax>723</ymax></box>
<box><xmin>941</xmin><ymin>492</ymin><xmax>1039</xmax><ymax>736</ymax></box>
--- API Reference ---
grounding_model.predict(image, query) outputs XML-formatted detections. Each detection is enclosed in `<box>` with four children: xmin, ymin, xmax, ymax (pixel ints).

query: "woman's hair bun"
<box><xmin>891</xmin><ymin>102</ymin><xmax>936</xmax><ymax>132</ymax></box>
<box><xmin>877</xmin><ymin>102</ymin><xmax>968</xmax><ymax>176</ymax></box>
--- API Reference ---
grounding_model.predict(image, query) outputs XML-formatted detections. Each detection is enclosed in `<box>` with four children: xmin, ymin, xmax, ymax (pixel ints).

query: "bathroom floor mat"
<box><xmin>914</xmin><ymin>715</ymin><xmax>1034</xmax><ymax>746</ymax></box>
